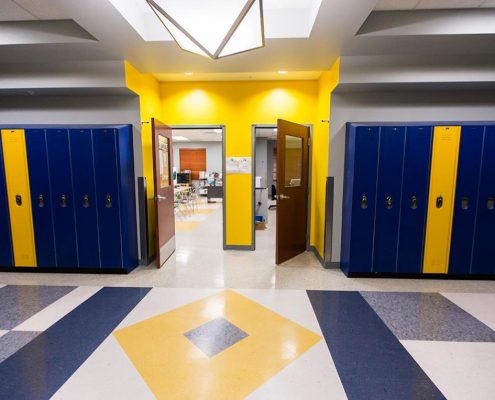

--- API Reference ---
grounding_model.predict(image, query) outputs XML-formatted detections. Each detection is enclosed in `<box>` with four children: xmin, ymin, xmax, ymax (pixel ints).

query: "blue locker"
<box><xmin>0</xmin><ymin>138</ymin><xmax>13</xmax><ymax>267</ymax></box>
<box><xmin>46</xmin><ymin>129</ymin><xmax>78</xmax><ymax>267</ymax></box>
<box><xmin>397</xmin><ymin>126</ymin><xmax>433</xmax><ymax>273</ymax></box>
<box><xmin>25</xmin><ymin>129</ymin><xmax>57</xmax><ymax>267</ymax></box>
<box><xmin>117</xmin><ymin>126</ymin><xmax>138</xmax><ymax>269</ymax></box>
<box><xmin>372</xmin><ymin>126</ymin><xmax>406</xmax><ymax>273</ymax></box>
<box><xmin>93</xmin><ymin>128</ymin><xmax>123</xmax><ymax>268</ymax></box>
<box><xmin>471</xmin><ymin>125</ymin><xmax>495</xmax><ymax>275</ymax></box>
<box><xmin>341</xmin><ymin>125</ymin><xmax>380</xmax><ymax>274</ymax></box>
<box><xmin>449</xmin><ymin>126</ymin><xmax>484</xmax><ymax>274</ymax></box>
<box><xmin>69</xmin><ymin>129</ymin><xmax>100</xmax><ymax>268</ymax></box>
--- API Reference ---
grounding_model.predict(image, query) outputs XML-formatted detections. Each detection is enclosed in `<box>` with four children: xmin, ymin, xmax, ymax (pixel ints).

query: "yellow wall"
<box><xmin>125</xmin><ymin>60</ymin><xmax>340</xmax><ymax>259</ymax></box>
<box><xmin>311</xmin><ymin>59</ymin><xmax>340</xmax><ymax>256</ymax></box>
<box><xmin>160</xmin><ymin>80</ymin><xmax>318</xmax><ymax>247</ymax></box>
<box><xmin>124</xmin><ymin>61</ymin><xmax>163</xmax><ymax>257</ymax></box>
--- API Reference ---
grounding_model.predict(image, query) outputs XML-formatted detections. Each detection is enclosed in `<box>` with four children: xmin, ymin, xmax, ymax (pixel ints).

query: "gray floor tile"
<box><xmin>0</xmin><ymin>331</ymin><xmax>41</xmax><ymax>363</ymax></box>
<box><xmin>184</xmin><ymin>317</ymin><xmax>248</xmax><ymax>357</ymax></box>
<box><xmin>360</xmin><ymin>291</ymin><xmax>495</xmax><ymax>342</ymax></box>
<box><xmin>0</xmin><ymin>285</ymin><xmax>75</xmax><ymax>330</ymax></box>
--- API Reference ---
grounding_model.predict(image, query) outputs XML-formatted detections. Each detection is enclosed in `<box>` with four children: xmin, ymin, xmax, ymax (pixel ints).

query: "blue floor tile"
<box><xmin>307</xmin><ymin>290</ymin><xmax>445</xmax><ymax>400</ymax></box>
<box><xmin>0</xmin><ymin>287</ymin><xmax>150</xmax><ymax>400</ymax></box>
<box><xmin>0</xmin><ymin>331</ymin><xmax>41</xmax><ymax>363</ymax></box>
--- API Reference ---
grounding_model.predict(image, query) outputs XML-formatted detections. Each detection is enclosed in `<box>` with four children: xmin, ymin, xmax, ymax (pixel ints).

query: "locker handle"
<box><xmin>15</xmin><ymin>194</ymin><xmax>22</xmax><ymax>206</ymax></box>
<box><xmin>411</xmin><ymin>196</ymin><xmax>418</xmax><ymax>210</ymax></box>
<box><xmin>60</xmin><ymin>194</ymin><xmax>68</xmax><ymax>208</ymax></box>
<box><xmin>105</xmin><ymin>194</ymin><xmax>112</xmax><ymax>208</ymax></box>
<box><xmin>82</xmin><ymin>195</ymin><xmax>90</xmax><ymax>208</ymax></box>
<box><xmin>385</xmin><ymin>195</ymin><xmax>393</xmax><ymax>209</ymax></box>
<box><xmin>436</xmin><ymin>196</ymin><xmax>443</xmax><ymax>209</ymax></box>
<box><xmin>360</xmin><ymin>195</ymin><xmax>368</xmax><ymax>209</ymax></box>
<box><xmin>488</xmin><ymin>197</ymin><xmax>495</xmax><ymax>211</ymax></box>
<box><xmin>461</xmin><ymin>197</ymin><xmax>469</xmax><ymax>210</ymax></box>
<box><xmin>38</xmin><ymin>194</ymin><xmax>45</xmax><ymax>208</ymax></box>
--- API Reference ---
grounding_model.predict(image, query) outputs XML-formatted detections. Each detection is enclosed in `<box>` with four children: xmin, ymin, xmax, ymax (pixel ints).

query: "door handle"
<box><xmin>360</xmin><ymin>195</ymin><xmax>368</xmax><ymax>209</ymax></box>
<box><xmin>38</xmin><ymin>194</ymin><xmax>45</xmax><ymax>208</ymax></box>
<box><xmin>82</xmin><ymin>195</ymin><xmax>90</xmax><ymax>208</ymax></box>
<box><xmin>60</xmin><ymin>194</ymin><xmax>68</xmax><ymax>208</ymax></box>
<box><xmin>15</xmin><ymin>194</ymin><xmax>22</xmax><ymax>206</ymax></box>
<box><xmin>105</xmin><ymin>194</ymin><xmax>112</xmax><ymax>208</ymax></box>
<box><xmin>411</xmin><ymin>196</ymin><xmax>418</xmax><ymax>210</ymax></box>
<box><xmin>436</xmin><ymin>196</ymin><xmax>443</xmax><ymax>209</ymax></box>
<box><xmin>385</xmin><ymin>195</ymin><xmax>393</xmax><ymax>209</ymax></box>
<box><xmin>278</xmin><ymin>194</ymin><xmax>290</xmax><ymax>200</ymax></box>
<box><xmin>155</xmin><ymin>195</ymin><xmax>167</xmax><ymax>202</ymax></box>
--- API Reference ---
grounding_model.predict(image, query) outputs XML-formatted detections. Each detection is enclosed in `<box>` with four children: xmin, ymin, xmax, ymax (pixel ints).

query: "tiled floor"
<box><xmin>0</xmin><ymin>285</ymin><xmax>494</xmax><ymax>399</ymax></box>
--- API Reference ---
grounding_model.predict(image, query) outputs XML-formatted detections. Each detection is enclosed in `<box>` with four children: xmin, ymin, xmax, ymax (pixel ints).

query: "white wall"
<box><xmin>173</xmin><ymin>141</ymin><xmax>223</xmax><ymax>173</ymax></box>
<box><xmin>255</xmin><ymin>137</ymin><xmax>268</xmax><ymax>186</ymax></box>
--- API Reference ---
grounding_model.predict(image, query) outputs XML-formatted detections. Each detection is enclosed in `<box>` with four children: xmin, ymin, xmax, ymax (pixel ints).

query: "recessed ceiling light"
<box><xmin>278</xmin><ymin>70</ymin><xmax>288</xmax><ymax>75</ymax></box>
<box><xmin>273</xmin><ymin>128</ymin><xmax>278</xmax><ymax>132</ymax></box>
<box><xmin>213</xmin><ymin>128</ymin><xmax>222</xmax><ymax>133</ymax></box>
<box><xmin>173</xmin><ymin>135</ymin><xmax>190</xmax><ymax>141</ymax></box>
<box><xmin>184</xmin><ymin>72</ymin><xmax>193</xmax><ymax>76</ymax></box>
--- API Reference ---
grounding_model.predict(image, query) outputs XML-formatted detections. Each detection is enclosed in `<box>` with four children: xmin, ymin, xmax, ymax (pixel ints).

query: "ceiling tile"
<box><xmin>374</xmin><ymin>0</ymin><xmax>421</xmax><ymax>10</ymax></box>
<box><xmin>0</xmin><ymin>0</ymin><xmax>36</xmax><ymax>21</ymax></box>
<box><xmin>480</xmin><ymin>0</ymin><xmax>495</xmax><ymax>7</ymax></box>
<box><xmin>14</xmin><ymin>0</ymin><xmax>67</xmax><ymax>19</ymax></box>
<box><xmin>415</xmin><ymin>0</ymin><xmax>485</xmax><ymax>9</ymax></box>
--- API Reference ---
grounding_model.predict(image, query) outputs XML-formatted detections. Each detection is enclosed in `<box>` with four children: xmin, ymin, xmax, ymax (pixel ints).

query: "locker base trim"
<box><xmin>343</xmin><ymin>271</ymin><xmax>495</xmax><ymax>280</ymax></box>
<box><xmin>0</xmin><ymin>266</ymin><xmax>135</xmax><ymax>275</ymax></box>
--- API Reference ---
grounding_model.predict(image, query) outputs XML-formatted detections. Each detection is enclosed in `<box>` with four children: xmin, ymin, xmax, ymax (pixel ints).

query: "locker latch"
<box><xmin>385</xmin><ymin>195</ymin><xmax>393</xmax><ymax>209</ymax></box>
<box><xmin>461</xmin><ymin>197</ymin><xmax>469</xmax><ymax>210</ymax></box>
<box><xmin>436</xmin><ymin>196</ymin><xmax>443</xmax><ymax>209</ymax></box>
<box><xmin>488</xmin><ymin>197</ymin><xmax>495</xmax><ymax>210</ymax></box>
<box><xmin>15</xmin><ymin>194</ymin><xmax>22</xmax><ymax>206</ymax></box>
<box><xmin>38</xmin><ymin>194</ymin><xmax>45</xmax><ymax>208</ymax></box>
<box><xmin>82</xmin><ymin>195</ymin><xmax>90</xmax><ymax>208</ymax></box>
<box><xmin>360</xmin><ymin>195</ymin><xmax>368</xmax><ymax>209</ymax></box>
<box><xmin>105</xmin><ymin>194</ymin><xmax>112</xmax><ymax>208</ymax></box>
<box><xmin>411</xmin><ymin>196</ymin><xmax>418</xmax><ymax>210</ymax></box>
<box><xmin>60</xmin><ymin>194</ymin><xmax>68</xmax><ymax>208</ymax></box>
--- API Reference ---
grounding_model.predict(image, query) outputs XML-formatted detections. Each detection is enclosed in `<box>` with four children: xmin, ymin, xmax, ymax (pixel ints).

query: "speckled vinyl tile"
<box><xmin>0</xmin><ymin>285</ymin><xmax>75</xmax><ymax>330</ymax></box>
<box><xmin>361</xmin><ymin>291</ymin><xmax>495</xmax><ymax>342</ymax></box>
<box><xmin>0</xmin><ymin>331</ymin><xmax>41</xmax><ymax>363</ymax></box>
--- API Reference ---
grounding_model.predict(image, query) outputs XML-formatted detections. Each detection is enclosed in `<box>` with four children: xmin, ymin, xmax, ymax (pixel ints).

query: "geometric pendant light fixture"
<box><xmin>146</xmin><ymin>0</ymin><xmax>265</xmax><ymax>59</ymax></box>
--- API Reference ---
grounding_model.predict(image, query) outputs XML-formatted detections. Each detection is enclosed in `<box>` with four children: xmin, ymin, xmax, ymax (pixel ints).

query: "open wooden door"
<box><xmin>276</xmin><ymin>119</ymin><xmax>310</xmax><ymax>264</ymax></box>
<box><xmin>152</xmin><ymin>118</ymin><xmax>176</xmax><ymax>267</ymax></box>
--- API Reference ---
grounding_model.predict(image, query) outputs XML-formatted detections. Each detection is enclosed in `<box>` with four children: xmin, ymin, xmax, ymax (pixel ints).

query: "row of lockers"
<box><xmin>341</xmin><ymin>123</ymin><xmax>495</xmax><ymax>276</ymax></box>
<box><xmin>0</xmin><ymin>125</ymin><xmax>138</xmax><ymax>271</ymax></box>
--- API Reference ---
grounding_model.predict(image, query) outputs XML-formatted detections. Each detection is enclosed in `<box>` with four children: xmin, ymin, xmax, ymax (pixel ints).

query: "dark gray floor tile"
<box><xmin>0</xmin><ymin>331</ymin><xmax>41</xmax><ymax>363</ymax></box>
<box><xmin>360</xmin><ymin>292</ymin><xmax>495</xmax><ymax>342</ymax></box>
<box><xmin>0</xmin><ymin>285</ymin><xmax>75</xmax><ymax>330</ymax></box>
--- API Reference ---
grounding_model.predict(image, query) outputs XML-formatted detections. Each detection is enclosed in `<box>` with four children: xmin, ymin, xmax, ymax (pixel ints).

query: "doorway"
<box><xmin>252</xmin><ymin>122</ymin><xmax>312</xmax><ymax>264</ymax></box>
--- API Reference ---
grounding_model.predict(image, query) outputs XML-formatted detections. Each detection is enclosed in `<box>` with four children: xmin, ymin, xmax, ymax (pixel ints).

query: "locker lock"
<box><xmin>82</xmin><ymin>195</ymin><xmax>90</xmax><ymax>208</ymax></box>
<box><xmin>488</xmin><ymin>197</ymin><xmax>495</xmax><ymax>211</ymax></box>
<box><xmin>60</xmin><ymin>194</ymin><xmax>68</xmax><ymax>208</ymax></box>
<box><xmin>15</xmin><ymin>194</ymin><xmax>22</xmax><ymax>206</ymax></box>
<box><xmin>410</xmin><ymin>196</ymin><xmax>418</xmax><ymax>210</ymax></box>
<box><xmin>436</xmin><ymin>196</ymin><xmax>443</xmax><ymax>209</ymax></box>
<box><xmin>385</xmin><ymin>195</ymin><xmax>393</xmax><ymax>209</ymax></box>
<box><xmin>38</xmin><ymin>194</ymin><xmax>45</xmax><ymax>208</ymax></box>
<box><xmin>360</xmin><ymin>195</ymin><xmax>368</xmax><ymax>209</ymax></box>
<box><xmin>461</xmin><ymin>197</ymin><xmax>469</xmax><ymax>210</ymax></box>
<box><xmin>105</xmin><ymin>194</ymin><xmax>112</xmax><ymax>208</ymax></box>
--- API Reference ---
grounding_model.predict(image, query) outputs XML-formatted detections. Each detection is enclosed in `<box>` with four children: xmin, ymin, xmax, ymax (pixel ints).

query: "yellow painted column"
<box><xmin>1</xmin><ymin>129</ymin><xmax>36</xmax><ymax>267</ymax></box>
<box><xmin>423</xmin><ymin>126</ymin><xmax>461</xmax><ymax>273</ymax></box>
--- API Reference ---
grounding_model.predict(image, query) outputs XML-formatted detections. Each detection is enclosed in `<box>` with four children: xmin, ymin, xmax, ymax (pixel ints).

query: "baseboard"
<box><xmin>308</xmin><ymin>245</ymin><xmax>325</xmax><ymax>267</ymax></box>
<box><xmin>346</xmin><ymin>271</ymin><xmax>495</xmax><ymax>280</ymax></box>
<box><xmin>224</xmin><ymin>245</ymin><xmax>254</xmax><ymax>251</ymax></box>
<box><xmin>0</xmin><ymin>266</ymin><xmax>131</xmax><ymax>275</ymax></box>
<box><xmin>325</xmin><ymin>261</ymin><xmax>341</xmax><ymax>269</ymax></box>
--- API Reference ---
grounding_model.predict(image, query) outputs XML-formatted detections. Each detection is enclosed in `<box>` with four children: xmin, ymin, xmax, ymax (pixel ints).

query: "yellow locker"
<box><xmin>423</xmin><ymin>126</ymin><xmax>461</xmax><ymax>273</ymax></box>
<box><xmin>1</xmin><ymin>129</ymin><xmax>36</xmax><ymax>267</ymax></box>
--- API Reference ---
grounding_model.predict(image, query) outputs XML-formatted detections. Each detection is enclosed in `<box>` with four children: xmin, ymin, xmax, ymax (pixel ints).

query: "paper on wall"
<box><xmin>226</xmin><ymin>156</ymin><xmax>251</xmax><ymax>174</ymax></box>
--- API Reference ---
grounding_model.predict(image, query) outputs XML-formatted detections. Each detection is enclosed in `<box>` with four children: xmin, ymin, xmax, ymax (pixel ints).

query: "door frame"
<box><xmin>169</xmin><ymin>125</ymin><xmax>227</xmax><ymax>249</ymax></box>
<box><xmin>251</xmin><ymin>123</ymin><xmax>313</xmax><ymax>251</ymax></box>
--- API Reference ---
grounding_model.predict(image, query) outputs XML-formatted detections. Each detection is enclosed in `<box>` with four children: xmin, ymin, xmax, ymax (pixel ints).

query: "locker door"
<box><xmin>373</xmin><ymin>126</ymin><xmax>405</xmax><ymax>273</ymax></box>
<box><xmin>0</xmin><ymin>137</ymin><xmax>13</xmax><ymax>267</ymax></box>
<box><xmin>397</xmin><ymin>126</ymin><xmax>433</xmax><ymax>273</ymax></box>
<box><xmin>348</xmin><ymin>126</ymin><xmax>379</xmax><ymax>272</ymax></box>
<box><xmin>46</xmin><ymin>128</ymin><xmax>78</xmax><ymax>267</ymax></box>
<box><xmin>471</xmin><ymin>125</ymin><xmax>495</xmax><ymax>275</ymax></box>
<box><xmin>449</xmin><ymin>126</ymin><xmax>484</xmax><ymax>274</ymax></box>
<box><xmin>93</xmin><ymin>128</ymin><xmax>123</xmax><ymax>268</ymax></box>
<box><xmin>423</xmin><ymin>126</ymin><xmax>461</xmax><ymax>274</ymax></box>
<box><xmin>0</xmin><ymin>129</ymin><xmax>36</xmax><ymax>267</ymax></box>
<box><xmin>25</xmin><ymin>129</ymin><xmax>56</xmax><ymax>267</ymax></box>
<box><xmin>69</xmin><ymin>129</ymin><xmax>100</xmax><ymax>268</ymax></box>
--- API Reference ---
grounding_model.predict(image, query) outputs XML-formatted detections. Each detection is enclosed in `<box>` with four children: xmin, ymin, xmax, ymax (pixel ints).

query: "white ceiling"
<box><xmin>172</xmin><ymin>128</ymin><xmax>222</xmax><ymax>142</ymax></box>
<box><xmin>0</xmin><ymin>0</ymin><xmax>67</xmax><ymax>21</ymax></box>
<box><xmin>374</xmin><ymin>0</ymin><xmax>495</xmax><ymax>10</ymax></box>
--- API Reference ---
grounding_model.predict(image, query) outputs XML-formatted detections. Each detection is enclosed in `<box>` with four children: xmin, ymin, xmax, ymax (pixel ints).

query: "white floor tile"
<box><xmin>0</xmin><ymin>330</ymin><xmax>8</xmax><ymax>338</ymax></box>
<box><xmin>441</xmin><ymin>292</ymin><xmax>495</xmax><ymax>330</ymax></box>
<box><xmin>401</xmin><ymin>340</ymin><xmax>495</xmax><ymax>400</ymax></box>
<box><xmin>52</xmin><ymin>335</ymin><xmax>155</xmax><ymax>400</ymax></box>
<box><xmin>13</xmin><ymin>286</ymin><xmax>101</xmax><ymax>332</ymax></box>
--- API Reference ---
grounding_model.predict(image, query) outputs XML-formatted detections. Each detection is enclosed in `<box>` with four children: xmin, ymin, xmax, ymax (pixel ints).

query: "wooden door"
<box><xmin>275</xmin><ymin>119</ymin><xmax>310</xmax><ymax>264</ymax></box>
<box><xmin>152</xmin><ymin>119</ymin><xmax>176</xmax><ymax>267</ymax></box>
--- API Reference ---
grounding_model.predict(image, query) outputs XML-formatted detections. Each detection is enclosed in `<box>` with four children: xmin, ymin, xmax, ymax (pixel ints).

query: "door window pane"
<box><xmin>159</xmin><ymin>136</ymin><xmax>171</xmax><ymax>188</ymax></box>
<box><xmin>284</xmin><ymin>135</ymin><xmax>302</xmax><ymax>187</ymax></box>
